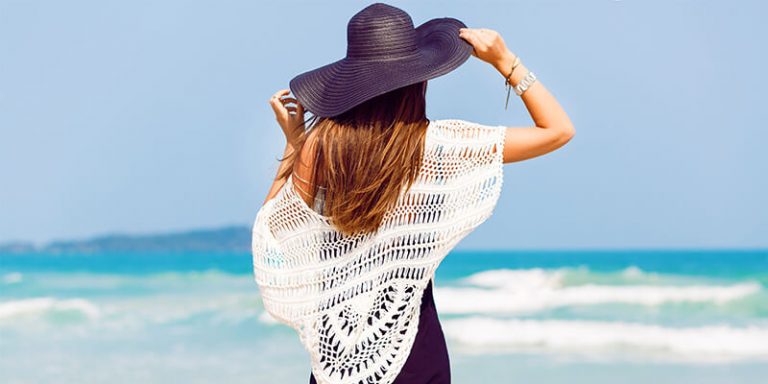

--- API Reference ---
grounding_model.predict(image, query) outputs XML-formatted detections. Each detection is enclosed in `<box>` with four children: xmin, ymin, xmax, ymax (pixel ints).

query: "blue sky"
<box><xmin>1</xmin><ymin>0</ymin><xmax>766</xmax><ymax>249</ymax></box>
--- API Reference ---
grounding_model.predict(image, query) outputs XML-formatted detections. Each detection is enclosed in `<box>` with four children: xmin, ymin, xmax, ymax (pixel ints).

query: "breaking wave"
<box><xmin>434</xmin><ymin>268</ymin><xmax>761</xmax><ymax>314</ymax></box>
<box><xmin>0</xmin><ymin>297</ymin><xmax>101</xmax><ymax>321</ymax></box>
<box><xmin>441</xmin><ymin>316</ymin><xmax>768</xmax><ymax>362</ymax></box>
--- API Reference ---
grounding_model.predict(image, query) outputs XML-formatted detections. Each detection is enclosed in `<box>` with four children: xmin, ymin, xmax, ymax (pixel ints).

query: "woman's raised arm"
<box><xmin>459</xmin><ymin>28</ymin><xmax>575</xmax><ymax>163</ymax></box>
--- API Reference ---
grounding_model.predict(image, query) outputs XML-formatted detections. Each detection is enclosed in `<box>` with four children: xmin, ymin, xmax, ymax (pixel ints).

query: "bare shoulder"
<box><xmin>292</xmin><ymin>130</ymin><xmax>323</xmax><ymax>204</ymax></box>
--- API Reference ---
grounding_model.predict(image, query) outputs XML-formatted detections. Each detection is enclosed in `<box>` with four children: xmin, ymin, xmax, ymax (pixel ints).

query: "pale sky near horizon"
<box><xmin>1</xmin><ymin>0</ymin><xmax>766</xmax><ymax>249</ymax></box>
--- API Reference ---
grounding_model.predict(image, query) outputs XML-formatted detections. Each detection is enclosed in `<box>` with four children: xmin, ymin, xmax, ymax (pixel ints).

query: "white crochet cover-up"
<box><xmin>252</xmin><ymin>118</ymin><xmax>506</xmax><ymax>384</ymax></box>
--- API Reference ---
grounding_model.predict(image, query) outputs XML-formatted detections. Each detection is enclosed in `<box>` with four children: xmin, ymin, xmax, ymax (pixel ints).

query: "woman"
<box><xmin>252</xmin><ymin>3</ymin><xmax>574</xmax><ymax>384</ymax></box>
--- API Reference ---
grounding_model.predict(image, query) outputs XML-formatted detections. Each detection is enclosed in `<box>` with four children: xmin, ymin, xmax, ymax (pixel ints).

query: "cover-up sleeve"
<box><xmin>433</xmin><ymin>119</ymin><xmax>507</xmax><ymax>242</ymax></box>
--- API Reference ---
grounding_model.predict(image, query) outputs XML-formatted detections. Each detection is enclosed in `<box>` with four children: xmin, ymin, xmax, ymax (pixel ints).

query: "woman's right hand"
<box><xmin>459</xmin><ymin>27</ymin><xmax>576</xmax><ymax>164</ymax></box>
<box><xmin>458</xmin><ymin>27</ymin><xmax>516</xmax><ymax>74</ymax></box>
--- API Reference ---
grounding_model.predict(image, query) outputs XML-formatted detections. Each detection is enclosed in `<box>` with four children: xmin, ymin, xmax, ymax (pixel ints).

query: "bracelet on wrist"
<box><xmin>504</xmin><ymin>55</ymin><xmax>522</xmax><ymax>110</ymax></box>
<box><xmin>503</xmin><ymin>55</ymin><xmax>521</xmax><ymax>86</ymax></box>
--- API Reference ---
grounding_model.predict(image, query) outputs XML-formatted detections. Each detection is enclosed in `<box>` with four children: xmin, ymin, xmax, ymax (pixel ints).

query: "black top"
<box><xmin>309</xmin><ymin>278</ymin><xmax>451</xmax><ymax>383</ymax></box>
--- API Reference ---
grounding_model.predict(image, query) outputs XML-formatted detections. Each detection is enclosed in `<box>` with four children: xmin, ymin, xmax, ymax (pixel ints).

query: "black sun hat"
<box><xmin>289</xmin><ymin>2</ymin><xmax>473</xmax><ymax>118</ymax></box>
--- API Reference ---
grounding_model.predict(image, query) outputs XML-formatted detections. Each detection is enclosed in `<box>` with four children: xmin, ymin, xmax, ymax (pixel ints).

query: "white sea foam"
<box><xmin>462</xmin><ymin>268</ymin><xmax>564</xmax><ymax>290</ymax></box>
<box><xmin>0</xmin><ymin>297</ymin><xmax>101</xmax><ymax>320</ymax></box>
<box><xmin>441</xmin><ymin>317</ymin><xmax>768</xmax><ymax>362</ymax></box>
<box><xmin>434</xmin><ymin>269</ymin><xmax>761</xmax><ymax>314</ymax></box>
<box><xmin>0</xmin><ymin>294</ymin><xmax>267</xmax><ymax>331</ymax></box>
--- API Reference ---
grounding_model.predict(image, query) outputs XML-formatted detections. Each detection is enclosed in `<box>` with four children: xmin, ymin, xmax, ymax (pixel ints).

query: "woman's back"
<box><xmin>252</xmin><ymin>118</ymin><xmax>506</xmax><ymax>384</ymax></box>
<box><xmin>303</xmin><ymin>152</ymin><xmax>452</xmax><ymax>384</ymax></box>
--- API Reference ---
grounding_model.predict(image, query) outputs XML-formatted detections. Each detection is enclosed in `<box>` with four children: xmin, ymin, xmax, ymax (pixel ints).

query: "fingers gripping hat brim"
<box><xmin>289</xmin><ymin>17</ymin><xmax>472</xmax><ymax>118</ymax></box>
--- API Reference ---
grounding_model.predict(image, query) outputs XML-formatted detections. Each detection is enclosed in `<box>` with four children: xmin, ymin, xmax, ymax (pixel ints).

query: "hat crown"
<box><xmin>346</xmin><ymin>3</ymin><xmax>420</xmax><ymax>61</ymax></box>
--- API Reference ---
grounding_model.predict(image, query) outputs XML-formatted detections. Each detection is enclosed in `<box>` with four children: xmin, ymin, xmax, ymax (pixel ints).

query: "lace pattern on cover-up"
<box><xmin>252</xmin><ymin>119</ymin><xmax>506</xmax><ymax>384</ymax></box>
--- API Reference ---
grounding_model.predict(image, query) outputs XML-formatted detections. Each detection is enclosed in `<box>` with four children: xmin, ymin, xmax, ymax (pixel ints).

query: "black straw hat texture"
<box><xmin>289</xmin><ymin>2</ymin><xmax>473</xmax><ymax>118</ymax></box>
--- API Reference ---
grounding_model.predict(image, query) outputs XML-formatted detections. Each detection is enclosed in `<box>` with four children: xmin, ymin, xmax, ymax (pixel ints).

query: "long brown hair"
<box><xmin>275</xmin><ymin>80</ymin><xmax>429</xmax><ymax>237</ymax></box>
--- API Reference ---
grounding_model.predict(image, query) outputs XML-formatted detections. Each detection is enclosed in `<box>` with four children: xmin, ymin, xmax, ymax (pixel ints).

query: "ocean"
<box><xmin>1</xmin><ymin>249</ymin><xmax>767</xmax><ymax>383</ymax></box>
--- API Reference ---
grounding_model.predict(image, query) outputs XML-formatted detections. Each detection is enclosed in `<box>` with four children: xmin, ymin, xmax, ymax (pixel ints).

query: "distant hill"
<box><xmin>0</xmin><ymin>225</ymin><xmax>252</xmax><ymax>254</ymax></box>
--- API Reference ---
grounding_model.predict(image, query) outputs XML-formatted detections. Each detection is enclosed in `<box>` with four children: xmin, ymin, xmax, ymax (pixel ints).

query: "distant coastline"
<box><xmin>0</xmin><ymin>225</ymin><xmax>252</xmax><ymax>254</ymax></box>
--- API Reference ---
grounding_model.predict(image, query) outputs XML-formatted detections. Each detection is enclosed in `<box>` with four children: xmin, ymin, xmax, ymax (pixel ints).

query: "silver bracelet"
<box><xmin>514</xmin><ymin>71</ymin><xmax>537</xmax><ymax>96</ymax></box>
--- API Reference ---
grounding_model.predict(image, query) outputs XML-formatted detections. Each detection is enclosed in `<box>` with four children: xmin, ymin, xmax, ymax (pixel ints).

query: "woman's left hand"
<box><xmin>269</xmin><ymin>89</ymin><xmax>305</xmax><ymax>148</ymax></box>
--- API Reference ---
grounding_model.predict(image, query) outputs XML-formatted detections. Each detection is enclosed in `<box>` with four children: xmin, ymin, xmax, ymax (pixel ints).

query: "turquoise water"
<box><xmin>2</xmin><ymin>249</ymin><xmax>767</xmax><ymax>383</ymax></box>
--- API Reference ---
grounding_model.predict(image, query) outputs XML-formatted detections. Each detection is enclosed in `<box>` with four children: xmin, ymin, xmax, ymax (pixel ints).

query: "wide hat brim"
<box><xmin>289</xmin><ymin>17</ymin><xmax>472</xmax><ymax>118</ymax></box>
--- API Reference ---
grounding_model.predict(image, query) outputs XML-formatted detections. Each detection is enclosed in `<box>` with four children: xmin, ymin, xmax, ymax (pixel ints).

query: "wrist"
<box><xmin>506</xmin><ymin>63</ymin><xmax>529</xmax><ymax>88</ymax></box>
<box><xmin>494</xmin><ymin>50</ymin><xmax>517</xmax><ymax>77</ymax></box>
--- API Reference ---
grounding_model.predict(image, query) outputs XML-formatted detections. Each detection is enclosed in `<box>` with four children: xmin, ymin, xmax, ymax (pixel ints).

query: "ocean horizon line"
<box><xmin>1</xmin><ymin>224</ymin><xmax>767</xmax><ymax>255</ymax></box>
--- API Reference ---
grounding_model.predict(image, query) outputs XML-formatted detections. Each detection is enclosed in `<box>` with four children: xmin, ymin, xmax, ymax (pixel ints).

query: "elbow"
<box><xmin>558</xmin><ymin>123</ymin><xmax>575</xmax><ymax>145</ymax></box>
